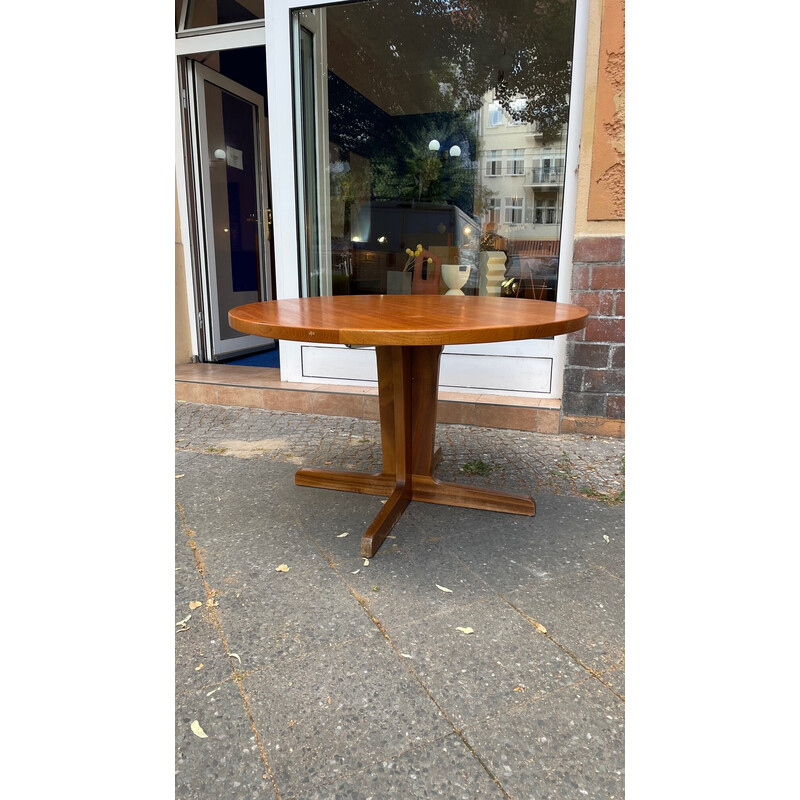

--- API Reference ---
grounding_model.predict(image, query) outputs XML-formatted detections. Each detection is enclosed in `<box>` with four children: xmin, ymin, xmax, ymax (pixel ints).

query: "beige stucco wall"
<box><xmin>175</xmin><ymin>186</ymin><xmax>193</xmax><ymax>364</ymax></box>
<box><xmin>575</xmin><ymin>0</ymin><xmax>625</xmax><ymax>235</ymax></box>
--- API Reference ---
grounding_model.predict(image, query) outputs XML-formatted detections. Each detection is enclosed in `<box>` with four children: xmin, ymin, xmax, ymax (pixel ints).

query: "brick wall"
<box><xmin>563</xmin><ymin>236</ymin><xmax>625</xmax><ymax>427</ymax></box>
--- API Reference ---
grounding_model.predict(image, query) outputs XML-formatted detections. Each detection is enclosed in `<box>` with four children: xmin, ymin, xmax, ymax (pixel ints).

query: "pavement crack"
<box><xmin>176</xmin><ymin>501</ymin><xmax>284</xmax><ymax>799</ymax></box>
<box><xmin>500</xmin><ymin>594</ymin><xmax>625</xmax><ymax>703</ymax></box>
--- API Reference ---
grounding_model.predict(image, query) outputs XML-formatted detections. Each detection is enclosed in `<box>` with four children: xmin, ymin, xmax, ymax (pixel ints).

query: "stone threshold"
<box><xmin>175</xmin><ymin>363</ymin><xmax>624</xmax><ymax>437</ymax></box>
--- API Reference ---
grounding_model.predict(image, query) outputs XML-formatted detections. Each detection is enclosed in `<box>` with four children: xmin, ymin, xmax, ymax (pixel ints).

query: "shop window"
<box><xmin>294</xmin><ymin>0</ymin><xmax>576</xmax><ymax>299</ymax></box>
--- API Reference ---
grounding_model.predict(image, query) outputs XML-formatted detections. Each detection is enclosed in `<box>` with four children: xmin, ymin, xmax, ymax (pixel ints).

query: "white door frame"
<box><xmin>175</xmin><ymin>25</ymin><xmax>271</xmax><ymax>361</ymax></box>
<box><xmin>189</xmin><ymin>60</ymin><xmax>273</xmax><ymax>358</ymax></box>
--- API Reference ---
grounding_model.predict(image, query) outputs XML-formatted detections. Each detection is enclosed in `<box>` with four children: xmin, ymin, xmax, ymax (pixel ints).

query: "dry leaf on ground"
<box><xmin>276</xmin><ymin>564</ymin><xmax>290</xmax><ymax>572</ymax></box>
<box><xmin>436</xmin><ymin>585</ymin><xmax>453</xmax><ymax>593</ymax></box>
<box><xmin>337</xmin><ymin>532</ymin><xmax>350</xmax><ymax>538</ymax></box>
<box><xmin>189</xmin><ymin>601</ymin><xmax>202</xmax><ymax>610</ymax></box>
<box><xmin>455</xmin><ymin>627</ymin><xmax>474</xmax><ymax>634</ymax></box>
<box><xmin>190</xmin><ymin>720</ymin><xmax>208</xmax><ymax>738</ymax></box>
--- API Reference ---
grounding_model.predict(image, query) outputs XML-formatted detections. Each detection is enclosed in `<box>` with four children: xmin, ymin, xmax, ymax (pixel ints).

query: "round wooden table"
<box><xmin>229</xmin><ymin>295</ymin><xmax>588</xmax><ymax>557</ymax></box>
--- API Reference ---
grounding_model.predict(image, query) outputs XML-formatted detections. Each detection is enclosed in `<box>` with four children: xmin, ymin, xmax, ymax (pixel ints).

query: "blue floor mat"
<box><xmin>221</xmin><ymin>348</ymin><xmax>280</xmax><ymax>368</ymax></box>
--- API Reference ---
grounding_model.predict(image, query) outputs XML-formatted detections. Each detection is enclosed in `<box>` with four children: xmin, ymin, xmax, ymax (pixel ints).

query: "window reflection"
<box><xmin>297</xmin><ymin>0</ymin><xmax>576</xmax><ymax>301</ymax></box>
<box><xmin>181</xmin><ymin>0</ymin><xmax>263</xmax><ymax>30</ymax></box>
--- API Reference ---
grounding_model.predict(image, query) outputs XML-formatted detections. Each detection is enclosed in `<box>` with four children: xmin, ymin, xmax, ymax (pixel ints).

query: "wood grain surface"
<box><xmin>229</xmin><ymin>295</ymin><xmax>587</xmax><ymax>346</ymax></box>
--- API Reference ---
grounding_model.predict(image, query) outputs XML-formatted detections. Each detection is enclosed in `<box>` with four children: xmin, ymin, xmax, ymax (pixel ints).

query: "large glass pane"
<box><xmin>183</xmin><ymin>0</ymin><xmax>263</xmax><ymax>30</ymax></box>
<box><xmin>295</xmin><ymin>0</ymin><xmax>576</xmax><ymax>302</ymax></box>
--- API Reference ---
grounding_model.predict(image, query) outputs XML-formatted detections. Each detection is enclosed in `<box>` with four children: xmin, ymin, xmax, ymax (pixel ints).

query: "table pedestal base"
<box><xmin>294</xmin><ymin>344</ymin><xmax>535</xmax><ymax>557</ymax></box>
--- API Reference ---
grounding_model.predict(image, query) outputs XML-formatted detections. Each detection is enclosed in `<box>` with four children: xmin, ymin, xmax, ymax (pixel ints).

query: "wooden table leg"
<box><xmin>406</xmin><ymin>344</ymin><xmax>535</xmax><ymax>517</ymax></box>
<box><xmin>360</xmin><ymin>346</ymin><xmax>412</xmax><ymax>557</ymax></box>
<box><xmin>296</xmin><ymin>343</ymin><xmax>534</xmax><ymax>557</ymax></box>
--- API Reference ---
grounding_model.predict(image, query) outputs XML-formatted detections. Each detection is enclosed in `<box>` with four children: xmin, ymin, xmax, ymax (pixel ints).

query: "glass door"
<box><xmin>191</xmin><ymin>60</ymin><xmax>273</xmax><ymax>359</ymax></box>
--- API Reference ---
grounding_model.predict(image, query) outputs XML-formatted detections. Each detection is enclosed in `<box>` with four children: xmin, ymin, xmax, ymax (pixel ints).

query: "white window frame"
<box><xmin>485</xmin><ymin>149</ymin><xmax>502</xmax><ymax>177</ymax></box>
<box><xmin>508</xmin><ymin>148</ymin><xmax>525</xmax><ymax>175</ymax></box>
<box><xmin>504</xmin><ymin>196</ymin><xmax>523</xmax><ymax>225</ymax></box>
<box><xmin>488</xmin><ymin>102</ymin><xmax>505</xmax><ymax>127</ymax></box>
<box><xmin>508</xmin><ymin>98</ymin><xmax>527</xmax><ymax>125</ymax></box>
<box><xmin>485</xmin><ymin>197</ymin><xmax>501</xmax><ymax>224</ymax></box>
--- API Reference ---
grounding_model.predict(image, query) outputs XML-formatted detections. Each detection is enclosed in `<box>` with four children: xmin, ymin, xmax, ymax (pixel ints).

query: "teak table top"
<box><xmin>228</xmin><ymin>295</ymin><xmax>588</xmax><ymax>347</ymax></box>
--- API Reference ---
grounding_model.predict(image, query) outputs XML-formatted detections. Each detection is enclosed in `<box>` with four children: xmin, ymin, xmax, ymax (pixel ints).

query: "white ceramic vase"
<box><xmin>441</xmin><ymin>263</ymin><xmax>470</xmax><ymax>295</ymax></box>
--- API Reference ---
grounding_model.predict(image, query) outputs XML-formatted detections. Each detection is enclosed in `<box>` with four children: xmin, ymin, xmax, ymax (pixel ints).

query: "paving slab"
<box><xmin>240</xmin><ymin>637</ymin><xmax>454</xmax><ymax>797</ymax></box>
<box><xmin>504</xmin><ymin>567</ymin><xmax>625</xmax><ymax>677</ymax></box>
<box><xmin>438</xmin><ymin>494</ymin><xmax>624</xmax><ymax>594</ymax></box>
<box><xmin>293</xmin><ymin>734</ymin><xmax>506</xmax><ymax>799</ymax></box>
<box><xmin>384</xmin><ymin>595</ymin><xmax>587</xmax><ymax>729</ymax></box>
<box><xmin>462</xmin><ymin>678</ymin><xmax>625</xmax><ymax>799</ymax></box>
<box><xmin>176</xmin><ymin>680</ymin><xmax>272</xmax><ymax>799</ymax></box>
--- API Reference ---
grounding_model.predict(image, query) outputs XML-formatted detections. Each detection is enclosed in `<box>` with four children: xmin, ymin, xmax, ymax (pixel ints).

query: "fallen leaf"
<box><xmin>351</xmin><ymin>569</ymin><xmax>360</xmax><ymax>574</ymax></box>
<box><xmin>228</xmin><ymin>653</ymin><xmax>241</xmax><ymax>664</ymax></box>
<box><xmin>401</xmin><ymin>653</ymin><xmax>413</xmax><ymax>659</ymax></box>
<box><xmin>206</xmin><ymin>598</ymin><xmax>219</xmax><ymax>607</ymax></box>
<box><xmin>175</xmin><ymin>474</ymin><xmax>185</xmax><ymax>479</ymax></box>
<box><xmin>276</xmin><ymin>564</ymin><xmax>290</xmax><ymax>572</ymax></box>
<box><xmin>190</xmin><ymin>720</ymin><xmax>208</xmax><ymax>738</ymax></box>
<box><xmin>603</xmin><ymin>534</ymin><xmax>610</xmax><ymax>543</ymax></box>
<box><xmin>176</xmin><ymin>615</ymin><xmax>191</xmax><ymax>627</ymax></box>
<box><xmin>363</xmin><ymin>558</ymin><xmax>370</xmax><ymax>566</ymax></box>
<box><xmin>189</xmin><ymin>601</ymin><xmax>202</xmax><ymax>610</ymax></box>
<box><xmin>455</xmin><ymin>627</ymin><xmax>474</xmax><ymax>634</ymax></box>
<box><xmin>336</xmin><ymin>532</ymin><xmax>350</xmax><ymax>538</ymax></box>
<box><xmin>533</xmin><ymin>622</ymin><xmax>547</xmax><ymax>634</ymax></box>
<box><xmin>195</xmin><ymin>663</ymin><xmax>204</xmax><ymax>671</ymax></box>
<box><xmin>436</xmin><ymin>585</ymin><xmax>453</xmax><ymax>593</ymax></box>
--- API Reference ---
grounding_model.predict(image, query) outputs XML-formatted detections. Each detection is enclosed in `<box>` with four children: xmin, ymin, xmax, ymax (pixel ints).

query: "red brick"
<box><xmin>606</xmin><ymin>395</ymin><xmax>625</xmax><ymax>419</ymax></box>
<box><xmin>582</xmin><ymin>369</ymin><xmax>625</xmax><ymax>394</ymax></box>
<box><xmin>573</xmin><ymin>236</ymin><xmax>624</xmax><ymax>263</ymax></box>
<box><xmin>568</xmin><ymin>342</ymin><xmax>611</xmax><ymax>368</ymax></box>
<box><xmin>591</xmin><ymin>265</ymin><xmax>625</xmax><ymax>290</ymax></box>
<box><xmin>572</xmin><ymin>291</ymin><xmax>614</xmax><ymax>316</ymax></box>
<box><xmin>614</xmin><ymin>291</ymin><xmax>625</xmax><ymax>317</ymax></box>
<box><xmin>571</xmin><ymin>264</ymin><xmax>591</xmax><ymax>291</ymax></box>
<box><xmin>584</xmin><ymin>317</ymin><xmax>625</xmax><ymax>343</ymax></box>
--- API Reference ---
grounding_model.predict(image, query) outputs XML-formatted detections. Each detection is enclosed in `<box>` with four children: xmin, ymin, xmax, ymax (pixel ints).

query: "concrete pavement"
<box><xmin>175</xmin><ymin>401</ymin><xmax>625</xmax><ymax>798</ymax></box>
